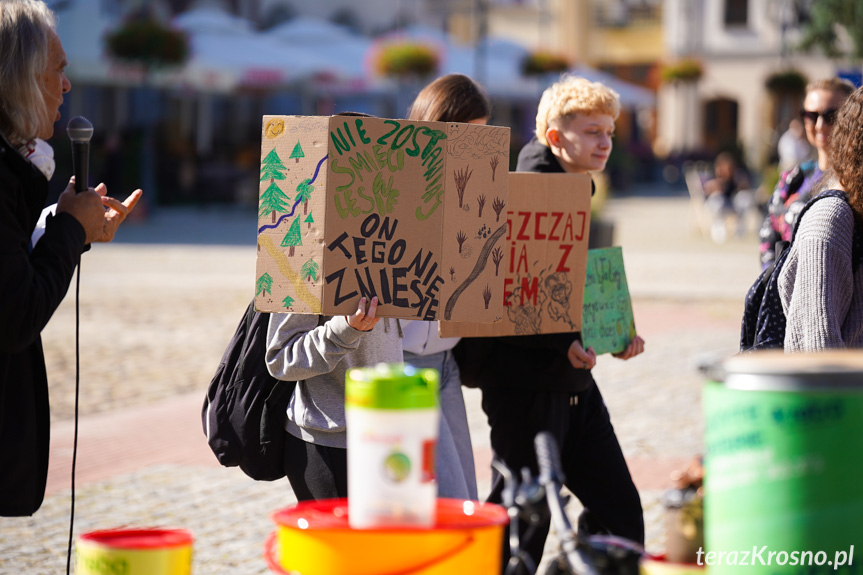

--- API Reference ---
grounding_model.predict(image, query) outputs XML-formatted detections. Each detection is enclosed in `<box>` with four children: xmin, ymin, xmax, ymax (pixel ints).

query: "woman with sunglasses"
<box><xmin>778</xmin><ymin>86</ymin><xmax>863</xmax><ymax>351</ymax></box>
<box><xmin>759</xmin><ymin>77</ymin><xmax>855</xmax><ymax>269</ymax></box>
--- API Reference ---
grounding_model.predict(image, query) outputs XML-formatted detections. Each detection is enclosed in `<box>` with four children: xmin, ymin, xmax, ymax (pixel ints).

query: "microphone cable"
<box><xmin>65</xmin><ymin>253</ymin><xmax>81</xmax><ymax>575</ymax></box>
<box><xmin>63</xmin><ymin>116</ymin><xmax>92</xmax><ymax>574</ymax></box>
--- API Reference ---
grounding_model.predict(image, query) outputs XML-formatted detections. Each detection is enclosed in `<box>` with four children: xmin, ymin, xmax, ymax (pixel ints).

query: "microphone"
<box><xmin>66</xmin><ymin>116</ymin><xmax>93</xmax><ymax>194</ymax></box>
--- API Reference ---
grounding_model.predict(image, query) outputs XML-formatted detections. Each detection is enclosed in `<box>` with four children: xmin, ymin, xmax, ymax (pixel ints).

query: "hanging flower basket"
<box><xmin>521</xmin><ymin>50</ymin><xmax>571</xmax><ymax>76</ymax></box>
<box><xmin>765</xmin><ymin>69</ymin><xmax>808</xmax><ymax>94</ymax></box>
<box><xmin>105</xmin><ymin>16</ymin><xmax>189</xmax><ymax>71</ymax></box>
<box><xmin>373</xmin><ymin>41</ymin><xmax>439</xmax><ymax>78</ymax></box>
<box><xmin>660</xmin><ymin>59</ymin><xmax>703</xmax><ymax>83</ymax></box>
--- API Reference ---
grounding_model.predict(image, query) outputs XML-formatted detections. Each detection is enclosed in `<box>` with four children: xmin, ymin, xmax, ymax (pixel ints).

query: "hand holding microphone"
<box><xmin>57</xmin><ymin>116</ymin><xmax>143</xmax><ymax>244</ymax></box>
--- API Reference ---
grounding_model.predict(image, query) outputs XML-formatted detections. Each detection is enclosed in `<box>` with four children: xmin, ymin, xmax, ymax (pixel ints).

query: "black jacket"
<box><xmin>0</xmin><ymin>134</ymin><xmax>85</xmax><ymax>516</ymax></box>
<box><xmin>454</xmin><ymin>137</ymin><xmax>594</xmax><ymax>393</ymax></box>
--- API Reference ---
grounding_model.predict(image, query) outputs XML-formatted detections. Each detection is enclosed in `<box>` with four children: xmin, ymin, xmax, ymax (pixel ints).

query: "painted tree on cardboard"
<box><xmin>260</xmin><ymin>181</ymin><xmax>291</xmax><ymax>223</ymax></box>
<box><xmin>304</xmin><ymin>213</ymin><xmax>314</xmax><ymax>229</ymax></box>
<box><xmin>281</xmin><ymin>217</ymin><xmax>302</xmax><ymax>257</ymax></box>
<box><xmin>301</xmin><ymin>259</ymin><xmax>319</xmax><ymax>282</ymax></box>
<box><xmin>260</xmin><ymin>149</ymin><xmax>290</xmax><ymax>223</ymax></box>
<box><xmin>289</xmin><ymin>141</ymin><xmax>305</xmax><ymax>163</ymax></box>
<box><xmin>282</xmin><ymin>294</ymin><xmax>295</xmax><ymax>309</ymax></box>
<box><xmin>296</xmin><ymin>178</ymin><xmax>314</xmax><ymax>214</ymax></box>
<box><xmin>257</xmin><ymin>272</ymin><xmax>273</xmax><ymax>296</ymax></box>
<box><xmin>261</xmin><ymin>148</ymin><xmax>287</xmax><ymax>180</ymax></box>
<box><xmin>454</xmin><ymin>166</ymin><xmax>473</xmax><ymax>208</ymax></box>
<box><xmin>492</xmin><ymin>246</ymin><xmax>504</xmax><ymax>276</ymax></box>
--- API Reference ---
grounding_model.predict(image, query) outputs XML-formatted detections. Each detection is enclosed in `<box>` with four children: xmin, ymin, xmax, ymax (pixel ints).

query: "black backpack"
<box><xmin>202</xmin><ymin>300</ymin><xmax>295</xmax><ymax>481</ymax></box>
<box><xmin>740</xmin><ymin>189</ymin><xmax>859</xmax><ymax>351</ymax></box>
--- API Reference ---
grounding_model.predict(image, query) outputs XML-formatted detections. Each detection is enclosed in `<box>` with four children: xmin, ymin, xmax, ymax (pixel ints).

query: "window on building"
<box><xmin>724</xmin><ymin>0</ymin><xmax>748</xmax><ymax>27</ymax></box>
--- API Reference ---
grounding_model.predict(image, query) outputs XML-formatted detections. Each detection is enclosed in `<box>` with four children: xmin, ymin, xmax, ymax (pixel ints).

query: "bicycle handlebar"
<box><xmin>534</xmin><ymin>432</ymin><xmax>600</xmax><ymax>575</ymax></box>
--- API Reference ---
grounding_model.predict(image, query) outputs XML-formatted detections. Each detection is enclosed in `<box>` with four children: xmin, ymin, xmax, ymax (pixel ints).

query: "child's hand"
<box><xmin>346</xmin><ymin>296</ymin><xmax>380</xmax><ymax>331</ymax></box>
<box><xmin>612</xmin><ymin>335</ymin><xmax>645</xmax><ymax>360</ymax></box>
<box><xmin>567</xmin><ymin>340</ymin><xmax>596</xmax><ymax>370</ymax></box>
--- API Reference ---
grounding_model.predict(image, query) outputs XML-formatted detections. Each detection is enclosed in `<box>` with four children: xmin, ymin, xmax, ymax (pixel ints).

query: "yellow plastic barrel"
<box><xmin>76</xmin><ymin>528</ymin><xmax>194</xmax><ymax>575</ymax></box>
<box><xmin>265</xmin><ymin>498</ymin><xmax>508</xmax><ymax>575</ymax></box>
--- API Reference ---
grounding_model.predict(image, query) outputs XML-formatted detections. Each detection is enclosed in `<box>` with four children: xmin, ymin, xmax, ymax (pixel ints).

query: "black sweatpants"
<box><xmin>481</xmin><ymin>381</ymin><xmax>644</xmax><ymax>571</ymax></box>
<box><xmin>283</xmin><ymin>432</ymin><xmax>348</xmax><ymax>502</ymax></box>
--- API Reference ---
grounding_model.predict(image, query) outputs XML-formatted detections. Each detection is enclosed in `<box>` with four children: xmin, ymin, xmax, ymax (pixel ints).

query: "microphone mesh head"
<box><xmin>67</xmin><ymin>116</ymin><xmax>93</xmax><ymax>143</ymax></box>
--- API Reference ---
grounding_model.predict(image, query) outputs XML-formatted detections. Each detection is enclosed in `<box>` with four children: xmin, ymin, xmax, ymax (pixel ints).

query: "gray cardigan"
<box><xmin>266</xmin><ymin>314</ymin><xmax>403</xmax><ymax>448</ymax></box>
<box><xmin>779</xmin><ymin>196</ymin><xmax>863</xmax><ymax>351</ymax></box>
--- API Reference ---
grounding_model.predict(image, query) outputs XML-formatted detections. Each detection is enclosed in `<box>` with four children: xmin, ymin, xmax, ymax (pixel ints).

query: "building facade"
<box><xmin>660</xmin><ymin>0</ymin><xmax>846</xmax><ymax>169</ymax></box>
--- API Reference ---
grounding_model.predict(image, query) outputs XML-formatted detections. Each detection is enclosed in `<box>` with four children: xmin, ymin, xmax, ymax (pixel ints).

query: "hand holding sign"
<box><xmin>611</xmin><ymin>334</ymin><xmax>644</xmax><ymax>360</ymax></box>
<box><xmin>346</xmin><ymin>296</ymin><xmax>380</xmax><ymax>331</ymax></box>
<box><xmin>567</xmin><ymin>340</ymin><xmax>597</xmax><ymax>370</ymax></box>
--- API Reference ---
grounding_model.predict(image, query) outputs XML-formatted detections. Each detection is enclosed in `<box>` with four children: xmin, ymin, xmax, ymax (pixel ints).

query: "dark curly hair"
<box><xmin>408</xmin><ymin>74</ymin><xmax>491</xmax><ymax>123</ymax></box>
<box><xmin>830</xmin><ymin>86</ymin><xmax>863</xmax><ymax>222</ymax></box>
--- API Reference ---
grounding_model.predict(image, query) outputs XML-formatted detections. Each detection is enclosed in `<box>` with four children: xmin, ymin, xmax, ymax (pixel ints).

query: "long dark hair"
<box><xmin>408</xmin><ymin>74</ymin><xmax>491</xmax><ymax>123</ymax></box>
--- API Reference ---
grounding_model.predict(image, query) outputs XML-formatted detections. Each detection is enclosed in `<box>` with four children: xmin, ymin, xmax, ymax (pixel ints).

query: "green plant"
<box><xmin>521</xmin><ymin>50</ymin><xmax>571</xmax><ymax>76</ymax></box>
<box><xmin>374</xmin><ymin>41</ymin><xmax>439</xmax><ymax>78</ymax></box>
<box><xmin>798</xmin><ymin>0</ymin><xmax>863</xmax><ymax>60</ymax></box>
<box><xmin>660</xmin><ymin>59</ymin><xmax>703</xmax><ymax>83</ymax></box>
<box><xmin>105</xmin><ymin>16</ymin><xmax>189</xmax><ymax>71</ymax></box>
<box><xmin>765</xmin><ymin>69</ymin><xmax>808</xmax><ymax>94</ymax></box>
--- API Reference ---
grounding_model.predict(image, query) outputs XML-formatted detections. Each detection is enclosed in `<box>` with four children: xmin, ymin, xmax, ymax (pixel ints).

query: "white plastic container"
<box><xmin>345</xmin><ymin>363</ymin><xmax>439</xmax><ymax>529</ymax></box>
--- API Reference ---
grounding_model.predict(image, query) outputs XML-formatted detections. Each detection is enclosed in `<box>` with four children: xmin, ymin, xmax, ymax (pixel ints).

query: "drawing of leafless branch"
<box><xmin>477</xmin><ymin>194</ymin><xmax>486</xmax><ymax>218</ymax></box>
<box><xmin>490</xmin><ymin>156</ymin><xmax>500</xmax><ymax>181</ymax></box>
<box><xmin>456</xmin><ymin>230</ymin><xmax>467</xmax><ymax>254</ymax></box>
<box><xmin>483</xmin><ymin>284</ymin><xmax>492</xmax><ymax>309</ymax></box>
<box><xmin>449</xmin><ymin>266</ymin><xmax>456</xmax><ymax>281</ymax></box>
<box><xmin>454</xmin><ymin>166</ymin><xmax>473</xmax><ymax>208</ymax></box>
<box><xmin>492</xmin><ymin>197</ymin><xmax>506</xmax><ymax>222</ymax></box>
<box><xmin>492</xmin><ymin>246</ymin><xmax>504</xmax><ymax>276</ymax></box>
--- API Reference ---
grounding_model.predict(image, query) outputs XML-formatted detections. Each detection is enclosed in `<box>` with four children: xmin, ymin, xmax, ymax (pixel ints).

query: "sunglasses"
<box><xmin>800</xmin><ymin>108</ymin><xmax>838</xmax><ymax>125</ymax></box>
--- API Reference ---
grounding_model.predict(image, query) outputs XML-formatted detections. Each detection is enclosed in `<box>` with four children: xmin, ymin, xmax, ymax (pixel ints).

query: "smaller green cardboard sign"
<box><xmin>582</xmin><ymin>247</ymin><xmax>635</xmax><ymax>355</ymax></box>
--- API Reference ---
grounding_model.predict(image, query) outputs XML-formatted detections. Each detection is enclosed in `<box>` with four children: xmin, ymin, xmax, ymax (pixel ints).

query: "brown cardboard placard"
<box><xmin>438</xmin><ymin>172</ymin><xmax>592</xmax><ymax>337</ymax></box>
<box><xmin>254</xmin><ymin>115</ymin><xmax>510</xmax><ymax>321</ymax></box>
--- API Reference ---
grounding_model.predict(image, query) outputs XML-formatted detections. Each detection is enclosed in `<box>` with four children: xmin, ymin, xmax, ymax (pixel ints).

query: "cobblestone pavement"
<box><xmin>0</xmin><ymin>190</ymin><xmax>760</xmax><ymax>574</ymax></box>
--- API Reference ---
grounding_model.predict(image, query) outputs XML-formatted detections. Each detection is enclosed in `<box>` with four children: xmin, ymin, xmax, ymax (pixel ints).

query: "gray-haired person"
<box><xmin>0</xmin><ymin>0</ymin><xmax>142</xmax><ymax>516</ymax></box>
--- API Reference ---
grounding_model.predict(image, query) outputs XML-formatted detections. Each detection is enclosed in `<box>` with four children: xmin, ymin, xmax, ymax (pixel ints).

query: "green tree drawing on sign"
<box><xmin>281</xmin><ymin>217</ymin><xmax>302</xmax><ymax>257</ymax></box>
<box><xmin>256</xmin><ymin>272</ymin><xmax>273</xmax><ymax>296</ymax></box>
<box><xmin>289</xmin><ymin>141</ymin><xmax>304</xmax><ymax>163</ymax></box>
<box><xmin>282</xmin><ymin>294</ymin><xmax>294</xmax><ymax>309</ymax></box>
<box><xmin>296</xmin><ymin>178</ymin><xmax>314</xmax><ymax>214</ymax></box>
<box><xmin>301</xmin><ymin>259</ymin><xmax>319</xmax><ymax>282</ymax></box>
<box><xmin>259</xmin><ymin>149</ymin><xmax>290</xmax><ymax>223</ymax></box>
<box><xmin>261</xmin><ymin>148</ymin><xmax>288</xmax><ymax>181</ymax></box>
<box><xmin>304</xmin><ymin>213</ymin><xmax>314</xmax><ymax>229</ymax></box>
<box><xmin>260</xmin><ymin>181</ymin><xmax>291</xmax><ymax>224</ymax></box>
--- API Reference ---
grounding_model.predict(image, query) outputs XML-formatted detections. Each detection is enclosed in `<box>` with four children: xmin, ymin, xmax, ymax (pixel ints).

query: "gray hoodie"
<box><xmin>266</xmin><ymin>314</ymin><xmax>403</xmax><ymax>448</ymax></box>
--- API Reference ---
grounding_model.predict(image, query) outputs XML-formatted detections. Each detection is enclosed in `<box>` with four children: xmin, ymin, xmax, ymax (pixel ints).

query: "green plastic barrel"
<box><xmin>703</xmin><ymin>351</ymin><xmax>863</xmax><ymax>574</ymax></box>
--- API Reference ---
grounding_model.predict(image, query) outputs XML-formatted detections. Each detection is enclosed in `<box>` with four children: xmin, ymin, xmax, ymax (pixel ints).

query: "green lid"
<box><xmin>345</xmin><ymin>363</ymin><xmax>439</xmax><ymax>409</ymax></box>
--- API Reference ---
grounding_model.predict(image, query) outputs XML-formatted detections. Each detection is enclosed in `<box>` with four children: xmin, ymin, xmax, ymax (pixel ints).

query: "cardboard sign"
<box><xmin>254</xmin><ymin>115</ymin><xmax>511</xmax><ymax>321</ymax></box>
<box><xmin>439</xmin><ymin>172</ymin><xmax>592</xmax><ymax>337</ymax></box>
<box><xmin>581</xmin><ymin>247</ymin><xmax>636</xmax><ymax>355</ymax></box>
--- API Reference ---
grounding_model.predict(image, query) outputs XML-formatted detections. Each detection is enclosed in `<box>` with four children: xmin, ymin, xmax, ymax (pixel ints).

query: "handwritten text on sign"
<box><xmin>325</xmin><ymin>213</ymin><xmax>444</xmax><ymax>320</ymax></box>
<box><xmin>254</xmin><ymin>115</ymin><xmax>509</xmax><ymax>320</ymax></box>
<box><xmin>504</xmin><ymin>209</ymin><xmax>586</xmax><ymax>308</ymax></box>
<box><xmin>437</xmin><ymin>172</ymin><xmax>592</xmax><ymax>338</ymax></box>
<box><xmin>581</xmin><ymin>247</ymin><xmax>636</xmax><ymax>355</ymax></box>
